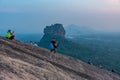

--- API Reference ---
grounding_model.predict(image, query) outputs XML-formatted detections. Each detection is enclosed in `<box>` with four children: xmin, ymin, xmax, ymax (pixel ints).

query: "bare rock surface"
<box><xmin>0</xmin><ymin>36</ymin><xmax>120</xmax><ymax>80</ymax></box>
<box><xmin>44</xmin><ymin>24</ymin><xmax>65</xmax><ymax>38</ymax></box>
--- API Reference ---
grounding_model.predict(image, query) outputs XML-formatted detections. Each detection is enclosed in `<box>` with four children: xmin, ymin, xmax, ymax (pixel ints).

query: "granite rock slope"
<box><xmin>0</xmin><ymin>37</ymin><xmax>120</xmax><ymax>80</ymax></box>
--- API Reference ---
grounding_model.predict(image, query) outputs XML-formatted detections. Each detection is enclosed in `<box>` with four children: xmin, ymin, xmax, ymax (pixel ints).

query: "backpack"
<box><xmin>50</xmin><ymin>42</ymin><xmax>54</xmax><ymax>49</ymax></box>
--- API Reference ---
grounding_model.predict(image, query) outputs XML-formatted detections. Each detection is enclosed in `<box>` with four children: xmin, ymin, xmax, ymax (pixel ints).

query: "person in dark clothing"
<box><xmin>87</xmin><ymin>59</ymin><xmax>92</xmax><ymax>65</ymax></box>
<box><xmin>112</xmin><ymin>69</ymin><xmax>115</xmax><ymax>73</ymax></box>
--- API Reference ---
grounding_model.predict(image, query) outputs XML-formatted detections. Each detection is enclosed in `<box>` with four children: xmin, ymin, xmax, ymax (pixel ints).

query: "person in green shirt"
<box><xmin>6</xmin><ymin>30</ymin><xmax>15</xmax><ymax>40</ymax></box>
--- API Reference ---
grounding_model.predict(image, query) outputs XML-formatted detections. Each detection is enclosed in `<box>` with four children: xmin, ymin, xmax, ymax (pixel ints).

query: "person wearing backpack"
<box><xmin>49</xmin><ymin>38</ymin><xmax>58</xmax><ymax>60</ymax></box>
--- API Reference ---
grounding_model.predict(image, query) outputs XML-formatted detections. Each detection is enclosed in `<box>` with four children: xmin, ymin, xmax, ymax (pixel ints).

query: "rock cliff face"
<box><xmin>44</xmin><ymin>24</ymin><xmax>65</xmax><ymax>38</ymax></box>
<box><xmin>0</xmin><ymin>37</ymin><xmax>120</xmax><ymax>80</ymax></box>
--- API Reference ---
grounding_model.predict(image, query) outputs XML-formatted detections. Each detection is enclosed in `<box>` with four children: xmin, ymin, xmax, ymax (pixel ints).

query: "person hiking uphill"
<box><xmin>6</xmin><ymin>30</ymin><xmax>15</xmax><ymax>40</ymax></box>
<box><xmin>49</xmin><ymin>38</ymin><xmax>58</xmax><ymax>60</ymax></box>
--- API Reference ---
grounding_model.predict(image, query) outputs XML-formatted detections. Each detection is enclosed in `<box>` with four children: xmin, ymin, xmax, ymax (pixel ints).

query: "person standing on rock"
<box><xmin>49</xmin><ymin>38</ymin><xmax>58</xmax><ymax>60</ymax></box>
<box><xmin>87</xmin><ymin>59</ymin><xmax>92</xmax><ymax>65</ymax></box>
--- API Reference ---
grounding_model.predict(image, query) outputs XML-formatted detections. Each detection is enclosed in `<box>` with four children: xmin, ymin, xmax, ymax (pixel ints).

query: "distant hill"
<box><xmin>65</xmin><ymin>24</ymin><xmax>97</xmax><ymax>36</ymax></box>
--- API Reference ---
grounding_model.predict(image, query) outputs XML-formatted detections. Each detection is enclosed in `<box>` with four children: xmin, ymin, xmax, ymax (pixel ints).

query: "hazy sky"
<box><xmin>0</xmin><ymin>0</ymin><xmax>120</xmax><ymax>34</ymax></box>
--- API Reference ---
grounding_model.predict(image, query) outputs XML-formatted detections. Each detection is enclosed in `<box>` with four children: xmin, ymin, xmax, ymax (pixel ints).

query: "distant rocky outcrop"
<box><xmin>38</xmin><ymin>23</ymin><xmax>66</xmax><ymax>50</ymax></box>
<box><xmin>44</xmin><ymin>23</ymin><xmax>66</xmax><ymax>38</ymax></box>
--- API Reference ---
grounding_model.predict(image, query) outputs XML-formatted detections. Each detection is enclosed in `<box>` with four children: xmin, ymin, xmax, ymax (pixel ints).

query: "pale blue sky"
<box><xmin>0</xmin><ymin>0</ymin><xmax>120</xmax><ymax>34</ymax></box>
